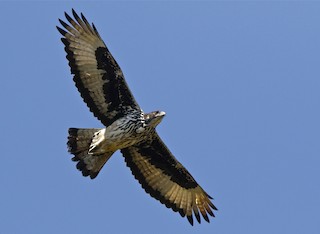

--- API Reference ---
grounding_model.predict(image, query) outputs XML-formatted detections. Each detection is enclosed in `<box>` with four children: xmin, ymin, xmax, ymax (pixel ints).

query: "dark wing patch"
<box><xmin>121</xmin><ymin>133</ymin><xmax>217</xmax><ymax>225</ymax></box>
<box><xmin>57</xmin><ymin>9</ymin><xmax>140</xmax><ymax>127</ymax></box>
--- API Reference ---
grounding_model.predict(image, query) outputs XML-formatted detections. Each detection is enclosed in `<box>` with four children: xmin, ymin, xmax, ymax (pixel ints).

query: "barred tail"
<box><xmin>67</xmin><ymin>128</ymin><xmax>114</xmax><ymax>179</ymax></box>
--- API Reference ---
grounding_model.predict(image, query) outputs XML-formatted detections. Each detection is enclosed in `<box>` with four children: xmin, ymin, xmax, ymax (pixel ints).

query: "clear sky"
<box><xmin>1</xmin><ymin>1</ymin><xmax>319</xmax><ymax>234</ymax></box>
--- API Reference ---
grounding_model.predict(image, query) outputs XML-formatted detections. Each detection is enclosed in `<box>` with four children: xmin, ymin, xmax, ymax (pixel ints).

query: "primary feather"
<box><xmin>58</xmin><ymin>9</ymin><xmax>217</xmax><ymax>225</ymax></box>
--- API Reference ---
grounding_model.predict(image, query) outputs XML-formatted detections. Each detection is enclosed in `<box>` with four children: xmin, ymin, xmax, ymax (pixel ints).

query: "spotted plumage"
<box><xmin>58</xmin><ymin>9</ymin><xmax>217</xmax><ymax>225</ymax></box>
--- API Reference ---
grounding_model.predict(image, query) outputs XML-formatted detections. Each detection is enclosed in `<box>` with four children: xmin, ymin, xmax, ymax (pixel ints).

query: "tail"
<box><xmin>67</xmin><ymin>128</ymin><xmax>114</xmax><ymax>179</ymax></box>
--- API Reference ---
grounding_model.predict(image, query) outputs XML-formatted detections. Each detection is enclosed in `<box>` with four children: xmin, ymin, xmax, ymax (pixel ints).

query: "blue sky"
<box><xmin>1</xmin><ymin>1</ymin><xmax>320</xmax><ymax>234</ymax></box>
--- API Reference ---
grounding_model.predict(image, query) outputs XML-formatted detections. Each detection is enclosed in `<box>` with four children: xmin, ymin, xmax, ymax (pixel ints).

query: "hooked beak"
<box><xmin>156</xmin><ymin>111</ymin><xmax>166</xmax><ymax>117</ymax></box>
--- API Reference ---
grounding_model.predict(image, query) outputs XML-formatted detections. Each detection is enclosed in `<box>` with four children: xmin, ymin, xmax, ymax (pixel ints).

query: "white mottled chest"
<box><xmin>92</xmin><ymin>115</ymin><xmax>148</xmax><ymax>152</ymax></box>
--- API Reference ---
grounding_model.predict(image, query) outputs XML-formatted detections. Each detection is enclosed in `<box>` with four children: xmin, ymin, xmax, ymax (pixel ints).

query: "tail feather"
<box><xmin>67</xmin><ymin>128</ymin><xmax>114</xmax><ymax>179</ymax></box>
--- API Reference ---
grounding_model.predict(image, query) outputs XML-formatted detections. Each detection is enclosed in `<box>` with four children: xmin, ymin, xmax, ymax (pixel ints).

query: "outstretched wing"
<box><xmin>57</xmin><ymin>9</ymin><xmax>140</xmax><ymax>127</ymax></box>
<box><xmin>121</xmin><ymin>133</ymin><xmax>217</xmax><ymax>225</ymax></box>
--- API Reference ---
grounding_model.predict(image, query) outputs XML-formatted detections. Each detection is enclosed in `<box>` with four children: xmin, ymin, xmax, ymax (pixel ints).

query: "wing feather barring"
<box><xmin>57</xmin><ymin>9</ymin><xmax>217</xmax><ymax>225</ymax></box>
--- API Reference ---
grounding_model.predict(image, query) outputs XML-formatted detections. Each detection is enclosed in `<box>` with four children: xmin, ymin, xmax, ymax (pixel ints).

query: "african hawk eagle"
<box><xmin>57</xmin><ymin>9</ymin><xmax>217</xmax><ymax>225</ymax></box>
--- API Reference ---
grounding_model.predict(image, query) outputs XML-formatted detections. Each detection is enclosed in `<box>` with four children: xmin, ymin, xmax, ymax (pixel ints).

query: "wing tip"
<box><xmin>202</xmin><ymin>213</ymin><xmax>210</xmax><ymax>223</ymax></box>
<box><xmin>56</xmin><ymin>25</ymin><xmax>67</xmax><ymax>36</ymax></box>
<box><xmin>72</xmin><ymin>9</ymin><xmax>85</xmax><ymax>27</ymax></box>
<box><xmin>194</xmin><ymin>211</ymin><xmax>201</xmax><ymax>224</ymax></box>
<box><xmin>71</xmin><ymin>8</ymin><xmax>77</xmax><ymax>17</ymax></box>
<box><xmin>64</xmin><ymin>11</ymin><xmax>73</xmax><ymax>23</ymax></box>
<box><xmin>187</xmin><ymin>215</ymin><xmax>194</xmax><ymax>226</ymax></box>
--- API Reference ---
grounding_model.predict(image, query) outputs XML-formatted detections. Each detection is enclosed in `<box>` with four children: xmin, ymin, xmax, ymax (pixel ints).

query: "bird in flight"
<box><xmin>57</xmin><ymin>9</ymin><xmax>217</xmax><ymax>225</ymax></box>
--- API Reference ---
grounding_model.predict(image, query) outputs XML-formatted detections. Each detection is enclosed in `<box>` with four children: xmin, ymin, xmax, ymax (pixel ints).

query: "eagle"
<box><xmin>57</xmin><ymin>9</ymin><xmax>217</xmax><ymax>225</ymax></box>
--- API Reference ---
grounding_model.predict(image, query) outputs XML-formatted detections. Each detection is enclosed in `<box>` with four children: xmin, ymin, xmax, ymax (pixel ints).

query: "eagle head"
<box><xmin>144</xmin><ymin>111</ymin><xmax>166</xmax><ymax>128</ymax></box>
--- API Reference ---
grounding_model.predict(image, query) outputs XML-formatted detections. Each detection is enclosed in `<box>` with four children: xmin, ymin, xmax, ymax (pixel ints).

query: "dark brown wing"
<box><xmin>57</xmin><ymin>9</ymin><xmax>140</xmax><ymax>127</ymax></box>
<box><xmin>121</xmin><ymin>133</ymin><xmax>217</xmax><ymax>225</ymax></box>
